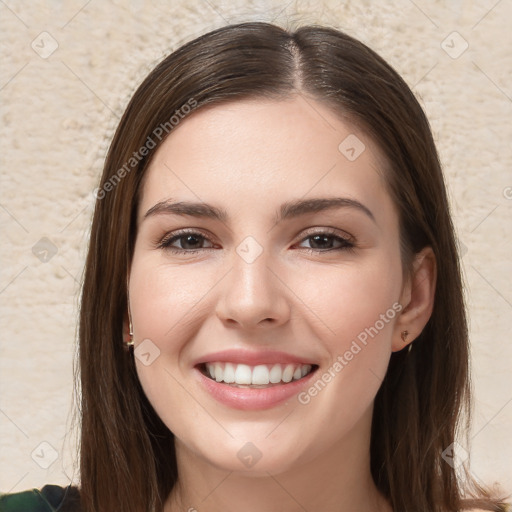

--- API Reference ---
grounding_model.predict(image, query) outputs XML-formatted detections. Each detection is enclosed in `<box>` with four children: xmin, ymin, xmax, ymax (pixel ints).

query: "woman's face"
<box><xmin>129</xmin><ymin>96</ymin><xmax>407</xmax><ymax>475</ymax></box>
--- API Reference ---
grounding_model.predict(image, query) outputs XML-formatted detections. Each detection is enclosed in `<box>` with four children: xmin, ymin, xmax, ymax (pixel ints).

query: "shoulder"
<box><xmin>0</xmin><ymin>484</ymin><xmax>81</xmax><ymax>512</ymax></box>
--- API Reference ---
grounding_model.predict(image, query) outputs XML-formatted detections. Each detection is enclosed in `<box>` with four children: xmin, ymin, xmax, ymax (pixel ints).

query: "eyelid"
<box><xmin>296</xmin><ymin>226</ymin><xmax>355</xmax><ymax>244</ymax></box>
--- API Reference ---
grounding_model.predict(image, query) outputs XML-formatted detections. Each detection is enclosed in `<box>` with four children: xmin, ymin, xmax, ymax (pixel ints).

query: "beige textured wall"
<box><xmin>1</xmin><ymin>0</ymin><xmax>510</xmax><ymax>496</ymax></box>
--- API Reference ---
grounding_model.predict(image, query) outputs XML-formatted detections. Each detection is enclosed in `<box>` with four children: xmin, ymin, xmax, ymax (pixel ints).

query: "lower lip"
<box><xmin>194</xmin><ymin>366</ymin><xmax>318</xmax><ymax>411</ymax></box>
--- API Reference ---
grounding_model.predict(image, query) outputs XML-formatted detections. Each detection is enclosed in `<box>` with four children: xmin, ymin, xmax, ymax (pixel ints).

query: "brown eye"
<box><xmin>297</xmin><ymin>230</ymin><xmax>355</xmax><ymax>253</ymax></box>
<box><xmin>158</xmin><ymin>231</ymin><xmax>214</xmax><ymax>253</ymax></box>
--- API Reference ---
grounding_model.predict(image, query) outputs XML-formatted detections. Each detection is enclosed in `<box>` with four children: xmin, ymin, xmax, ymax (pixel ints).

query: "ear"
<box><xmin>123</xmin><ymin>274</ymin><xmax>132</xmax><ymax>343</ymax></box>
<box><xmin>392</xmin><ymin>246</ymin><xmax>437</xmax><ymax>352</ymax></box>
<box><xmin>122</xmin><ymin>310</ymin><xmax>132</xmax><ymax>343</ymax></box>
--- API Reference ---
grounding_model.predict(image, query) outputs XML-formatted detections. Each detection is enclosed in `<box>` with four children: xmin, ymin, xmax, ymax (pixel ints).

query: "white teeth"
<box><xmin>234</xmin><ymin>364</ymin><xmax>252</xmax><ymax>384</ymax></box>
<box><xmin>252</xmin><ymin>365</ymin><xmax>270</xmax><ymax>385</ymax></box>
<box><xmin>269</xmin><ymin>364</ymin><xmax>282</xmax><ymax>384</ymax></box>
<box><xmin>282</xmin><ymin>364</ymin><xmax>295</xmax><ymax>383</ymax></box>
<box><xmin>204</xmin><ymin>362</ymin><xmax>314</xmax><ymax>386</ymax></box>
<box><xmin>223</xmin><ymin>362</ymin><xmax>235</xmax><ymax>383</ymax></box>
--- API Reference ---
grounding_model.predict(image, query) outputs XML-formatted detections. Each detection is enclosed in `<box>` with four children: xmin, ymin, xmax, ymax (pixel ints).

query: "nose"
<box><xmin>215</xmin><ymin>249</ymin><xmax>291</xmax><ymax>330</ymax></box>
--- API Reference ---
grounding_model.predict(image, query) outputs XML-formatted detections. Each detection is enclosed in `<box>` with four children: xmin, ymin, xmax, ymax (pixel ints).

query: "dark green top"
<box><xmin>0</xmin><ymin>485</ymin><xmax>81</xmax><ymax>512</ymax></box>
<box><xmin>2</xmin><ymin>485</ymin><xmax>510</xmax><ymax>511</ymax></box>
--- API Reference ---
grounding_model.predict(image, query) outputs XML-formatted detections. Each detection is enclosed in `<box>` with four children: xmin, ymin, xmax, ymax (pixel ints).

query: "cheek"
<box><xmin>291</xmin><ymin>252</ymin><xmax>402</xmax><ymax>349</ymax></box>
<box><xmin>289</xmin><ymin>252</ymin><xmax>402</xmax><ymax>399</ymax></box>
<box><xmin>286</xmin><ymin>258</ymin><xmax>401</xmax><ymax>436</ymax></box>
<box><xmin>128</xmin><ymin>256</ymin><xmax>214</xmax><ymax>434</ymax></box>
<box><xmin>129</xmin><ymin>254</ymin><xmax>218</xmax><ymax>341</ymax></box>
<box><xmin>127</xmin><ymin>254</ymin><xmax>213</xmax><ymax>389</ymax></box>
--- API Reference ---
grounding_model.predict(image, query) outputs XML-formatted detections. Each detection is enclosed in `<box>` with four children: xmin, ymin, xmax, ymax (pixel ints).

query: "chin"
<box><xmin>206</xmin><ymin>447</ymin><xmax>303</xmax><ymax>477</ymax></box>
<box><xmin>190</xmin><ymin>429</ymin><xmax>314</xmax><ymax>476</ymax></box>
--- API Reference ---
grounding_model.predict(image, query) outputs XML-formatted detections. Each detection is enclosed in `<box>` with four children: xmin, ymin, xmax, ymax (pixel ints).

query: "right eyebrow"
<box><xmin>143</xmin><ymin>200</ymin><xmax>228</xmax><ymax>223</ymax></box>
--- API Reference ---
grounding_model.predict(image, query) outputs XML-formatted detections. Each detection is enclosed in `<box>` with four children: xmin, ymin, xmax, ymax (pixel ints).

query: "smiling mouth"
<box><xmin>197</xmin><ymin>362</ymin><xmax>318</xmax><ymax>388</ymax></box>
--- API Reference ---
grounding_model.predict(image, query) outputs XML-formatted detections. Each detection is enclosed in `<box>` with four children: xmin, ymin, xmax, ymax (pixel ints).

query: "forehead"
<box><xmin>138</xmin><ymin>96</ymin><xmax>394</xmax><ymax>225</ymax></box>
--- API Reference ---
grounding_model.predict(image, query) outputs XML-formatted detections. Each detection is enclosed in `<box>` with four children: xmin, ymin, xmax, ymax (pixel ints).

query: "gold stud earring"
<box><xmin>125</xmin><ymin>282</ymin><xmax>134</xmax><ymax>348</ymax></box>
<box><xmin>401</xmin><ymin>330</ymin><xmax>409</xmax><ymax>343</ymax></box>
<box><xmin>125</xmin><ymin>319</ymin><xmax>134</xmax><ymax>347</ymax></box>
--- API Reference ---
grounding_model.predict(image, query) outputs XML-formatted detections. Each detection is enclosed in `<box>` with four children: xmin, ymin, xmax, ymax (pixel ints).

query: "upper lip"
<box><xmin>193</xmin><ymin>349</ymin><xmax>316</xmax><ymax>367</ymax></box>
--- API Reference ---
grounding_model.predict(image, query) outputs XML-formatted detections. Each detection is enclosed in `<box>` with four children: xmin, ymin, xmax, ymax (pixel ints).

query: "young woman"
<box><xmin>0</xmin><ymin>22</ymin><xmax>508</xmax><ymax>512</ymax></box>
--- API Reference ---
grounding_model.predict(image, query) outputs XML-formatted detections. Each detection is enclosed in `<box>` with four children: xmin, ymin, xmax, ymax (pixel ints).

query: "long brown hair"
<box><xmin>77</xmin><ymin>22</ymin><xmax>507</xmax><ymax>512</ymax></box>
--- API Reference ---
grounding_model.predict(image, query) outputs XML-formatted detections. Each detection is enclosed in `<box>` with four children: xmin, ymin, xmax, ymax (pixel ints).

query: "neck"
<box><xmin>164</xmin><ymin>406</ymin><xmax>392</xmax><ymax>512</ymax></box>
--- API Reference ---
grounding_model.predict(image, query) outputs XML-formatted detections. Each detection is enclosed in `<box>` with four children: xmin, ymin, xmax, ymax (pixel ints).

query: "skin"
<box><xmin>126</xmin><ymin>95</ymin><xmax>436</xmax><ymax>512</ymax></box>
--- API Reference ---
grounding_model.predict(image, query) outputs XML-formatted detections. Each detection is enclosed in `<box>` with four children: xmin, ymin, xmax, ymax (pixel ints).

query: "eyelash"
<box><xmin>156</xmin><ymin>228</ymin><xmax>355</xmax><ymax>255</ymax></box>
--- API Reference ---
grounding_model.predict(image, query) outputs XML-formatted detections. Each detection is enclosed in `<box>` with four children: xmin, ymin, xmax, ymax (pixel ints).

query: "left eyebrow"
<box><xmin>277</xmin><ymin>197</ymin><xmax>376</xmax><ymax>224</ymax></box>
<box><xmin>143</xmin><ymin>197</ymin><xmax>375</xmax><ymax>224</ymax></box>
